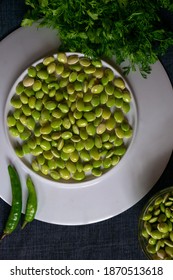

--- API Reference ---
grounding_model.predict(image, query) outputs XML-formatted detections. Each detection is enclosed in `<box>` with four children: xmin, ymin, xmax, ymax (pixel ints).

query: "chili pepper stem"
<box><xmin>21</xmin><ymin>221</ymin><xmax>28</xmax><ymax>230</ymax></box>
<box><xmin>0</xmin><ymin>233</ymin><xmax>8</xmax><ymax>241</ymax></box>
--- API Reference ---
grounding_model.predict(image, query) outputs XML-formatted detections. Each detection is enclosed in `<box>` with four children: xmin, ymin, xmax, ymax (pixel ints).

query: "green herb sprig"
<box><xmin>22</xmin><ymin>0</ymin><xmax>173</xmax><ymax>77</ymax></box>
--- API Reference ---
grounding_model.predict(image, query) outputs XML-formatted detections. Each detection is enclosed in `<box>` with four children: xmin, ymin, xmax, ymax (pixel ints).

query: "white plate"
<box><xmin>4</xmin><ymin>52</ymin><xmax>137</xmax><ymax>186</ymax></box>
<box><xmin>0</xmin><ymin>26</ymin><xmax>173</xmax><ymax>225</ymax></box>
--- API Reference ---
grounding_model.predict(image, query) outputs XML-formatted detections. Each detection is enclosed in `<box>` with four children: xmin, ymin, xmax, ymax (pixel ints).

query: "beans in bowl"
<box><xmin>7</xmin><ymin>52</ymin><xmax>133</xmax><ymax>182</ymax></box>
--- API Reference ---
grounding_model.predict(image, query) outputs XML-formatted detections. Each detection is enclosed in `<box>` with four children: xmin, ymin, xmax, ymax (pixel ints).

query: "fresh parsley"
<box><xmin>22</xmin><ymin>0</ymin><xmax>173</xmax><ymax>77</ymax></box>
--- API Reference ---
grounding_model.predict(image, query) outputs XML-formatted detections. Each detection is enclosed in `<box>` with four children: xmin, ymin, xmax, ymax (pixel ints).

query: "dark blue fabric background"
<box><xmin>0</xmin><ymin>0</ymin><xmax>173</xmax><ymax>260</ymax></box>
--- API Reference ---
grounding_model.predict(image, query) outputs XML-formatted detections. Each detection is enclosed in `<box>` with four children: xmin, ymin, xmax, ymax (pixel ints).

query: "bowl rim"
<box><xmin>138</xmin><ymin>185</ymin><xmax>173</xmax><ymax>259</ymax></box>
<box><xmin>3</xmin><ymin>52</ymin><xmax>138</xmax><ymax>188</ymax></box>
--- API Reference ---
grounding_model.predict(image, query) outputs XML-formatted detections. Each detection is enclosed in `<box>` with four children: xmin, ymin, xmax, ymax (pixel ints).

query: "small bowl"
<box><xmin>138</xmin><ymin>186</ymin><xmax>173</xmax><ymax>260</ymax></box>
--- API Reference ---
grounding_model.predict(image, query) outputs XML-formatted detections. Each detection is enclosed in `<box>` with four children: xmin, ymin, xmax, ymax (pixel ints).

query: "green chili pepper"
<box><xmin>22</xmin><ymin>176</ymin><xmax>37</xmax><ymax>229</ymax></box>
<box><xmin>1</xmin><ymin>165</ymin><xmax>22</xmax><ymax>240</ymax></box>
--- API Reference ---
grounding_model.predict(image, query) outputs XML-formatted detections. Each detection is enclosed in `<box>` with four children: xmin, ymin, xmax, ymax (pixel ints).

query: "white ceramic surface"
<box><xmin>0</xmin><ymin>26</ymin><xmax>173</xmax><ymax>225</ymax></box>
